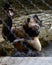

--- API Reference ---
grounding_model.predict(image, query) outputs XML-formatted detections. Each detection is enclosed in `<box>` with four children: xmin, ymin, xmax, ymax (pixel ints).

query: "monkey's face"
<box><xmin>28</xmin><ymin>18</ymin><xmax>40</xmax><ymax>30</ymax></box>
<box><xmin>9</xmin><ymin>10</ymin><xmax>14</xmax><ymax>16</ymax></box>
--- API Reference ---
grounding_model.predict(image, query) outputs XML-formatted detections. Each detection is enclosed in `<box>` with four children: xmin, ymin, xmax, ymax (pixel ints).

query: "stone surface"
<box><xmin>0</xmin><ymin>57</ymin><xmax>52</xmax><ymax>65</ymax></box>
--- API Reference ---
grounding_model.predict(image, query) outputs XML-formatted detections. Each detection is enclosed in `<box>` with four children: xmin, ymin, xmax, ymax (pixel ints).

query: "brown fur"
<box><xmin>12</xmin><ymin>28</ymin><xmax>26</xmax><ymax>38</ymax></box>
<box><xmin>13</xmin><ymin>42</ymin><xmax>28</xmax><ymax>52</ymax></box>
<box><xmin>12</xmin><ymin>28</ymin><xmax>28</xmax><ymax>52</ymax></box>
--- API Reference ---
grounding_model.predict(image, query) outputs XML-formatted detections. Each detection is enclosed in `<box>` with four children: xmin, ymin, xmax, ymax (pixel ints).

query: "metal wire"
<box><xmin>0</xmin><ymin>0</ymin><xmax>52</xmax><ymax>56</ymax></box>
<box><xmin>16</xmin><ymin>0</ymin><xmax>31</xmax><ymax>14</ymax></box>
<box><xmin>27</xmin><ymin>0</ymin><xmax>43</xmax><ymax>12</ymax></box>
<box><xmin>41</xmin><ymin>0</ymin><xmax>52</xmax><ymax>9</ymax></box>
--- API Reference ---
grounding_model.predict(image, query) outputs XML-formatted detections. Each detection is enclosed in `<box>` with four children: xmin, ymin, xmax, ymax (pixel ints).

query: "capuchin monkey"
<box><xmin>2</xmin><ymin>8</ymin><xmax>16</xmax><ymax>42</ymax></box>
<box><xmin>23</xmin><ymin>15</ymin><xmax>42</xmax><ymax>51</ymax></box>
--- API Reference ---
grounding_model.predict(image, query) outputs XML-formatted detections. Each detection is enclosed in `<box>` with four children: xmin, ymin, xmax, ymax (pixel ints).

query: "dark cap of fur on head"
<box><xmin>9</xmin><ymin>8</ymin><xmax>14</xmax><ymax>12</ymax></box>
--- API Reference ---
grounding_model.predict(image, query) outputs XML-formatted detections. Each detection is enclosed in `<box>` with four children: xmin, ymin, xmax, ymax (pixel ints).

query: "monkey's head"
<box><xmin>25</xmin><ymin>14</ymin><xmax>42</xmax><ymax>30</ymax></box>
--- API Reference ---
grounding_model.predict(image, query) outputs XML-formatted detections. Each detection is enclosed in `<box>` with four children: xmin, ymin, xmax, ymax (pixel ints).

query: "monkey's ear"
<box><xmin>24</xmin><ymin>17</ymin><xmax>30</xmax><ymax>26</ymax></box>
<box><xmin>23</xmin><ymin>17</ymin><xmax>30</xmax><ymax>29</ymax></box>
<box><xmin>26</xmin><ymin>17</ymin><xmax>30</xmax><ymax>23</ymax></box>
<box><xmin>33</xmin><ymin>15</ymin><xmax>39</xmax><ymax>20</ymax></box>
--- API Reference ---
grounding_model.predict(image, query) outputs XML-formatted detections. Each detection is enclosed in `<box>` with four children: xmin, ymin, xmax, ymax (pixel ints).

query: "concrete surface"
<box><xmin>0</xmin><ymin>57</ymin><xmax>52</xmax><ymax>65</ymax></box>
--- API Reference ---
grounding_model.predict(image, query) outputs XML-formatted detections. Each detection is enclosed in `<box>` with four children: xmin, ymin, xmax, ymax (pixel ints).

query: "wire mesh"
<box><xmin>0</xmin><ymin>0</ymin><xmax>52</xmax><ymax>56</ymax></box>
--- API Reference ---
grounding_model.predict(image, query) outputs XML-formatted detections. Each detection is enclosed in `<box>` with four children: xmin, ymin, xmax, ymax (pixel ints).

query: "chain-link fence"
<box><xmin>0</xmin><ymin>0</ymin><xmax>52</xmax><ymax>56</ymax></box>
